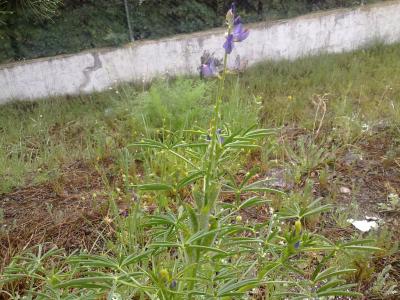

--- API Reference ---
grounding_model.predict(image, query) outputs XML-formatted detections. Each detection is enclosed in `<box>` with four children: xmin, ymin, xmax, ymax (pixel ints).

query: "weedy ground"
<box><xmin>1</xmin><ymin>43</ymin><xmax>399</xmax><ymax>298</ymax></box>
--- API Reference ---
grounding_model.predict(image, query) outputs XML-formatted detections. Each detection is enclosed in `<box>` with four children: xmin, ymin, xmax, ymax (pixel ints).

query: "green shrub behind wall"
<box><xmin>0</xmin><ymin>30</ymin><xmax>14</xmax><ymax>63</ymax></box>
<box><xmin>0</xmin><ymin>0</ymin><xmax>384</xmax><ymax>63</ymax></box>
<box><xmin>7</xmin><ymin>0</ymin><xmax>128</xmax><ymax>60</ymax></box>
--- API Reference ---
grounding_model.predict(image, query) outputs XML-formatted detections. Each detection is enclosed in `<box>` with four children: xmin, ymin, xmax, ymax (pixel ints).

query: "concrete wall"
<box><xmin>1</xmin><ymin>1</ymin><xmax>400</xmax><ymax>104</ymax></box>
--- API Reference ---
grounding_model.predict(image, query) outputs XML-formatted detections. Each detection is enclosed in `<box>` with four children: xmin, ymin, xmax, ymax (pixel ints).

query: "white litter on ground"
<box><xmin>347</xmin><ymin>218</ymin><xmax>379</xmax><ymax>232</ymax></box>
<box><xmin>340</xmin><ymin>186</ymin><xmax>351</xmax><ymax>194</ymax></box>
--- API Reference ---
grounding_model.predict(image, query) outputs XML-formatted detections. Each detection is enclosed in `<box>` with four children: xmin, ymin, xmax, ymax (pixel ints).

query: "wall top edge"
<box><xmin>0</xmin><ymin>0</ymin><xmax>398</xmax><ymax>71</ymax></box>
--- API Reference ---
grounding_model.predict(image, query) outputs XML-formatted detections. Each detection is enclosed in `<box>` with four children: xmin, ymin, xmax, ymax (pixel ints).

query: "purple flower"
<box><xmin>119</xmin><ymin>210</ymin><xmax>129</xmax><ymax>218</ymax></box>
<box><xmin>170</xmin><ymin>280</ymin><xmax>177</xmax><ymax>289</ymax></box>
<box><xmin>206</xmin><ymin>129</ymin><xmax>224</xmax><ymax>144</ymax></box>
<box><xmin>223</xmin><ymin>34</ymin><xmax>234</xmax><ymax>54</ymax></box>
<box><xmin>233</xmin><ymin>22</ymin><xmax>249</xmax><ymax>42</ymax></box>
<box><xmin>223</xmin><ymin>5</ymin><xmax>249</xmax><ymax>54</ymax></box>
<box><xmin>234</xmin><ymin>16</ymin><xmax>241</xmax><ymax>26</ymax></box>
<box><xmin>200</xmin><ymin>57</ymin><xmax>218</xmax><ymax>78</ymax></box>
<box><xmin>216</xmin><ymin>128</ymin><xmax>225</xmax><ymax>144</ymax></box>
<box><xmin>231</xmin><ymin>3</ymin><xmax>237</xmax><ymax>16</ymax></box>
<box><xmin>294</xmin><ymin>241</ymin><xmax>300</xmax><ymax>249</ymax></box>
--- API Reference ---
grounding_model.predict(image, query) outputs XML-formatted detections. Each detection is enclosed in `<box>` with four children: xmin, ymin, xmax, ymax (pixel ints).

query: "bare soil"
<box><xmin>0</xmin><ymin>161</ymin><xmax>110</xmax><ymax>270</ymax></box>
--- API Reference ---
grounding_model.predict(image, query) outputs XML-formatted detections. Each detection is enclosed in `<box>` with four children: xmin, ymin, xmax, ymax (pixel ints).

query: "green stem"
<box><xmin>188</xmin><ymin>26</ymin><xmax>231</xmax><ymax>299</ymax></box>
<box><xmin>198</xmin><ymin>50</ymin><xmax>228</xmax><ymax>237</ymax></box>
<box><xmin>188</xmin><ymin>25</ymin><xmax>232</xmax><ymax>297</ymax></box>
<box><xmin>202</xmin><ymin>33</ymin><xmax>230</xmax><ymax>214</ymax></box>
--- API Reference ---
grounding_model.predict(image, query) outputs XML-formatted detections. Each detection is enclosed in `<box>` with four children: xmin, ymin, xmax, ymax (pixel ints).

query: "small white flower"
<box><xmin>361</xmin><ymin>123</ymin><xmax>370</xmax><ymax>132</ymax></box>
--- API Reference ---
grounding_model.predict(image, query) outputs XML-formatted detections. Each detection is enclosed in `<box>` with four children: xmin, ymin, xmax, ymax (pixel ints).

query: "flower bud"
<box><xmin>295</xmin><ymin>220</ymin><xmax>302</xmax><ymax>236</ymax></box>
<box><xmin>226</xmin><ymin>9</ymin><xmax>234</xmax><ymax>27</ymax></box>
<box><xmin>159</xmin><ymin>269</ymin><xmax>170</xmax><ymax>281</ymax></box>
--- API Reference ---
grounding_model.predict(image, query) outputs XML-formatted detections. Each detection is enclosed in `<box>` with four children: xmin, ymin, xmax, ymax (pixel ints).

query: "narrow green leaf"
<box><xmin>129</xmin><ymin>139</ymin><xmax>165</xmax><ymax>149</ymax></box>
<box><xmin>55</xmin><ymin>276</ymin><xmax>113</xmax><ymax>289</ymax></box>
<box><xmin>177</xmin><ymin>171</ymin><xmax>204</xmax><ymax>189</ymax></box>
<box><xmin>135</xmin><ymin>183</ymin><xmax>174</xmax><ymax>191</ymax></box>
<box><xmin>225</xmin><ymin>143</ymin><xmax>260</xmax><ymax>149</ymax></box>
<box><xmin>314</xmin><ymin>268</ymin><xmax>357</xmax><ymax>282</ymax></box>
<box><xmin>340</xmin><ymin>239</ymin><xmax>376</xmax><ymax>246</ymax></box>
<box><xmin>121</xmin><ymin>250</ymin><xmax>153</xmax><ymax>267</ymax></box>
<box><xmin>185</xmin><ymin>245</ymin><xmax>228</xmax><ymax>255</ymax></box>
<box><xmin>149</xmin><ymin>242</ymin><xmax>181</xmax><ymax>249</ymax></box>
<box><xmin>242</xmin><ymin>180</ymin><xmax>285</xmax><ymax>194</ymax></box>
<box><xmin>301</xmin><ymin>204</ymin><xmax>332</xmax><ymax>218</ymax></box>
<box><xmin>244</xmin><ymin>128</ymin><xmax>275</xmax><ymax>138</ymax></box>
<box><xmin>317</xmin><ymin>279</ymin><xmax>346</xmax><ymax>293</ymax></box>
<box><xmin>146</xmin><ymin>215</ymin><xmax>176</xmax><ymax>226</ymax></box>
<box><xmin>224</xmin><ymin>237</ymin><xmax>264</xmax><ymax>247</ymax></box>
<box><xmin>68</xmin><ymin>255</ymin><xmax>118</xmax><ymax>268</ymax></box>
<box><xmin>172</xmin><ymin>143</ymin><xmax>208</xmax><ymax>149</ymax></box>
<box><xmin>342</xmin><ymin>245</ymin><xmax>381</xmax><ymax>251</ymax></box>
<box><xmin>318</xmin><ymin>290</ymin><xmax>363</xmax><ymax>297</ymax></box>
<box><xmin>259</xmin><ymin>261</ymin><xmax>282</xmax><ymax>279</ymax></box>
<box><xmin>186</xmin><ymin>228</ymin><xmax>224</xmax><ymax>244</ymax></box>
<box><xmin>239</xmin><ymin>197</ymin><xmax>270</xmax><ymax>209</ymax></box>
<box><xmin>218</xmin><ymin>279</ymin><xmax>260</xmax><ymax>296</ymax></box>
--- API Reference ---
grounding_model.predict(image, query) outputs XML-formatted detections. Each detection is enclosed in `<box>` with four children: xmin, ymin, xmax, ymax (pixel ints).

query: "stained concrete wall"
<box><xmin>1</xmin><ymin>1</ymin><xmax>400</xmax><ymax>104</ymax></box>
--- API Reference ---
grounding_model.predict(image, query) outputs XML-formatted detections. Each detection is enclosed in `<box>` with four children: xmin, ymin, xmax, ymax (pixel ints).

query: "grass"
<box><xmin>1</xmin><ymin>42</ymin><xmax>399</xmax><ymax>298</ymax></box>
<box><xmin>1</xmin><ymin>43</ymin><xmax>400</xmax><ymax>194</ymax></box>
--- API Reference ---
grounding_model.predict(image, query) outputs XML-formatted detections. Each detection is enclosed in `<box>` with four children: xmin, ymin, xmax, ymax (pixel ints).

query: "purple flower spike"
<box><xmin>223</xmin><ymin>34</ymin><xmax>234</xmax><ymax>54</ymax></box>
<box><xmin>201</xmin><ymin>58</ymin><xmax>218</xmax><ymax>78</ymax></box>
<box><xmin>230</xmin><ymin>2</ymin><xmax>237</xmax><ymax>16</ymax></box>
<box><xmin>233</xmin><ymin>23</ymin><xmax>249</xmax><ymax>42</ymax></box>
<box><xmin>223</xmin><ymin>3</ymin><xmax>249</xmax><ymax>55</ymax></box>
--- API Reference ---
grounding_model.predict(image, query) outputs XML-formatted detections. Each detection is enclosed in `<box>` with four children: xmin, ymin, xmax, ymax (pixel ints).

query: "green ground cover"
<box><xmin>0</xmin><ymin>43</ymin><xmax>399</xmax><ymax>298</ymax></box>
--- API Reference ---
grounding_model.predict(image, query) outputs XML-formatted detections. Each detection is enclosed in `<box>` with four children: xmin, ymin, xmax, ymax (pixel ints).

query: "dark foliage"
<box><xmin>0</xmin><ymin>0</ymin><xmax>380</xmax><ymax>63</ymax></box>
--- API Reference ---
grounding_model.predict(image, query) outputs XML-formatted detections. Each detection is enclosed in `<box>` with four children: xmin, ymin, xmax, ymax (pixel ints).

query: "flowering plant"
<box><xmin>1</xmin><ymin>3</ymin><xmax>379</xmax><ymax>299</ymax></box>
